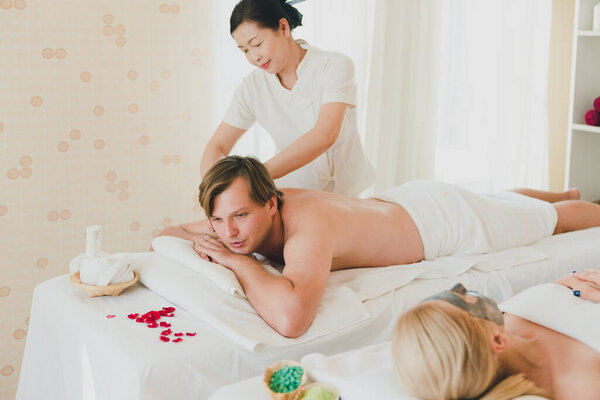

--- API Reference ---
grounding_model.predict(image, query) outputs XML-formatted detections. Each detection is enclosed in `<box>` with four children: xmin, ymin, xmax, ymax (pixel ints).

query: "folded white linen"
<box><xmin>500</xmin><ymin>283</ymin><xmax>600</xmax><ymax>354</ymax></box>
<box><xmin>134</xmin><ymin>252</ymin><xmax>369</xmax><ymax>351</ymax></box>
<box><xmin>75</xmin><ymin>253</ymin><xmax>134</xmax><ymax>285</ymax></box>
<box><xmin>152</xmin><ymin>236</ymin><xmax>246</xmax><ymax>298</ymax></box>
<box><xmin>471</xmin><ymin>246</ymin><xmax>548</xmax><ymax>272</ymax></box>
<box><xmin>152</xmin><ymin>236</ymin><xmax>281</xmax><ymax>299</ymax></box>
<box><xmin>327</xmin><ymin>247</ymin><xmax>548</xmax><ymax>302</ymax></box>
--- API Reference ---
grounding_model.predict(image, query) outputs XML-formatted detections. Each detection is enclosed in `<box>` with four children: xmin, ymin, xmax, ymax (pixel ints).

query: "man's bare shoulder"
<box><xmin>279</xmin><ymin>188</ymin><xmax>333</xmax><ymax>229</ymax></box>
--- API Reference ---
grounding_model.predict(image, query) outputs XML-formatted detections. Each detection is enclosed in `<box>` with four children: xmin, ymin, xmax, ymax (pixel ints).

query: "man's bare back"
<box><xmin>279</xmin><ymin>188</ymin><xmax>424</xmax><ymax>270</ymax></box>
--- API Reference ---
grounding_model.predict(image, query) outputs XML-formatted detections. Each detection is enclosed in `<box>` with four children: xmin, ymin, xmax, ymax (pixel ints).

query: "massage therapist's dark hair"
<box><xmin>199</xmin><ymin>155</ymin><xmax>284</xmax><ymax>216</ymax></box>
<box><xmin>230</xmin><ymin>0</ymin><xmax>303</xmax><ymax>34</ymax></box>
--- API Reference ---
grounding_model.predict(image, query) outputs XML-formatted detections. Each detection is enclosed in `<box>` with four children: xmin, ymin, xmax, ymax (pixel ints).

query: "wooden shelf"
<box><xmin>578</xmin><ymin>30</ymin><xmax>600</xmax><ymax>36</ymax></box>
<box><xmin>572</xmin><ymin>123</ymin><xmax>600</xmax><ymax>133</ymax></box>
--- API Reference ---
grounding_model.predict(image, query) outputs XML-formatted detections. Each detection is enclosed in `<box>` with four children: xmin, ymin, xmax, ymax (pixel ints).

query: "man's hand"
<box><xmin>189</xmin><ymin>234</ymin><xmax>214</xmax><ymax>262</ymax></box>
<box><xmin>193</xmin><ymin>235</ymin><xmax>244</xmax><ymax>268</ymax></box>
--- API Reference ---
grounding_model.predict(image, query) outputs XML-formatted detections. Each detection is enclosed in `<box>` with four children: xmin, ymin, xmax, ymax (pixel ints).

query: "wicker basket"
<box><xmin>70</xmin><ymin>270</ymin><xmax>138</xmax><ymax>297</ymax></box>
<box><xmin>263</xmin><ymin>360</ymin><xmax>307</xmax><ymax>400</ymax></box>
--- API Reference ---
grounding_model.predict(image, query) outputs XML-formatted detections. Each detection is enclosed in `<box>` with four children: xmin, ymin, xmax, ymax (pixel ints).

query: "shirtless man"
<box><xmin>159</xmin><ymin>156</ymin><xmax>600</xmax><ymax>338</ymax></box>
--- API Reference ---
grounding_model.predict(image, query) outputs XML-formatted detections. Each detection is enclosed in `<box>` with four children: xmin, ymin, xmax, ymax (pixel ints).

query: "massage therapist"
<box><xmin>200</xmin><ymin>0</ymin><xmax>375</xmax><ymax>196</ymax></box>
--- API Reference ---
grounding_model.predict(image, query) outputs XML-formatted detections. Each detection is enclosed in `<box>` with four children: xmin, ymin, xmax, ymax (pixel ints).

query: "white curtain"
<box><xmin>211</xmin><ymin>0</ymin><xmax>375</xmax><ymax>161</ymax></box>
<box><xmin>364</xmin><ymin>0</ymin><xmax>552</xmax><ymax>193</ymax></box>
<box><xmin>212</xmin><ymin>0</ymin><xmax>553</xmax><ymax>194</ymax></box>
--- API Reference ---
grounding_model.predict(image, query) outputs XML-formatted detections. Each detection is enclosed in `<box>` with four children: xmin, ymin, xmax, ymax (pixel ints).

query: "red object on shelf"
<box><xmin>594</xmin><ymin>97</ymin><xmax>600</xmax><ymax>113</ymax></box>
<box><xmin>585</xmin><ymin>109</ymin><xmax>600</xmax><ymax>126</ymax></box>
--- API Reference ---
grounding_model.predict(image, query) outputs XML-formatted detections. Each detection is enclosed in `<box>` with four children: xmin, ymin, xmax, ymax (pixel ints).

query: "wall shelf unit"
<box><xmin>565</xmin><ymin>0</ymin><xmax>600</xmax><ymax>200</ymax></box>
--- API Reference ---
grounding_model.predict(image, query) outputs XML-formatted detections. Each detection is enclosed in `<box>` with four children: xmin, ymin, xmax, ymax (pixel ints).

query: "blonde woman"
<box><xmin>392</xmin><ymin>270</ymin><xmax>600</xmax><ymax>400</ymax></box>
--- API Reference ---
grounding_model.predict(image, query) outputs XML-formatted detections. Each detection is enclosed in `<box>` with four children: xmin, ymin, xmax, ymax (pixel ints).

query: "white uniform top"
<box><xmin>223</xmin><ymin>40</ymin><xmax>375</xmax><ymax>197</ymax></box>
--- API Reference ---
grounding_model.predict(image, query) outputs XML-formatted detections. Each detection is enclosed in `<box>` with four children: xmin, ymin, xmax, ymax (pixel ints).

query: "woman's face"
<box><xmin>232</xmin><ymin>20</ymin><xmax>289</xmax><ymax>74</ymax></box>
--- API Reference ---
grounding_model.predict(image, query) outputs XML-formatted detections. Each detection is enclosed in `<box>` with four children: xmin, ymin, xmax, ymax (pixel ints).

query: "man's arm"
<box><xmin>196</xmin><ymin>229</ymin><xmax>332</xmax><ymax>338</ymax></box>
<box><xmin>154</xmin><ymin>220</ymin><xmax>216</xmax><ymax>261</ymax></box>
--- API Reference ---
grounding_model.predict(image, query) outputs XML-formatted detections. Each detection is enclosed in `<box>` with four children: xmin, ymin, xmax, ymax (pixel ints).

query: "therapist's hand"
<box><xmin>555</xmin><ymin>269</ymin><xmax>600</xmax><ymax>302</ymax></box>
<box><xmin>193</xmin><ymin>235</ymin><xmax>247</xmax><ymax>268</ymax></box>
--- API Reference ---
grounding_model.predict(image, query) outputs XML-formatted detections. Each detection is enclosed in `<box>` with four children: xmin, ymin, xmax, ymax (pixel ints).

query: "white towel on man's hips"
<box><xmin>372</xmin><ymin>181</ymin><xmax>557</xmax><ymax>260</ymax></box>
<box><xmin>500</xmin><ymin>283</ymin><xmax>600</xmax><ymax>354</ymax></box>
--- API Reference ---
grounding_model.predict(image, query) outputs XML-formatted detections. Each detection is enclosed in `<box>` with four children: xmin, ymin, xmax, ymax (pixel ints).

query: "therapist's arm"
<box><xmin>265</xmin><ymin>102</ymin><xmax>348</xmax><ymax>180</ymax></box>
<box><xmin>200</xmin><ymin>122</ymin><xmax>247</xmax><ymax>177</ymax></box>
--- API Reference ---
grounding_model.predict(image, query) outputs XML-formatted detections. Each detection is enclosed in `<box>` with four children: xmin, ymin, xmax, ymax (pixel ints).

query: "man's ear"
<box><xmin>490</xmin><ymin>331</ymin><xmax>509</xmax><ymax>355</ymax></box>
<box><xmin>266</xmin><ymin>195</ymin><xmax>278</xmax><ymax>214</ymax></box>
<box><xmin>279</xmin><ymin>18</ymin><xmax>291</xmax><ymax>38</ymax></box>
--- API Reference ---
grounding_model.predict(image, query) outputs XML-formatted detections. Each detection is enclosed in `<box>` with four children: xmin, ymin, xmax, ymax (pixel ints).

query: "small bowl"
<box><xmin>296</xmin><ymin>382</ymin><xmax>340</xmax><ymax>400</ymax></box>
<box><xmin>70</xmin><ymin>270</ymin><xmax>138</xmax><ymax>297</ymax></box>
<box><xmin>263</xmin><ymin>360</ymin><xmax>307</xmax><ymax>400</ymax></box>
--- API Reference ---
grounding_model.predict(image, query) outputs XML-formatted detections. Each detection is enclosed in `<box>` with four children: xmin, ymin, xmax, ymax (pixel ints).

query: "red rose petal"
<box><xmin>159</xmin><ymin>322</ymin><xmax>171</xmax><ymax>327</ymax></box>
<box><xmin>135</xmin><ymin>318</ymin><xmax>144</xmax><ymax>323</ymax></box>
<box><xmin>160</xmin><ymin>336</ymin><xmax>170</xmax><ymax>342</ymax></box>
<box><xmin>161</xmin><ymin>329</ymin><xmax>172</xmax><ymax>336</ymax></box>
<box><xmin>173</xmin><ymin>338</ymin><xmax>183</xmax><ymax>343</ymax></box>
<box><xmin>186</xmin><ymin>332</ymin><xmax>196</xmax><ymax>336</ymax></box>
<box><xmin>174</xmin><ymin>333</ymin><xmax>183</xmax><ymax>337</ymax></box>
<box><xmin>164</xmin><ymin>313</ymin><xmax>174</xmax><ymax>317</ymax></box>
<box><xmin>106</xmin><ymin>315</ymin><xmax>115</xmax><ymax>319</ymax></box>
<box><xmin>128</xmin><ymin>313</ymin><xmax>139</xmax><ymax>319</ymax></box>
<box><xmin>162</xmin><ymin>307</ymin><xmax>176</xmax><ymax>313</ymax></box>
<box><xmin>151</xmin><ymin>311</ymin><xmax>162</xmax><ymax>319</ymax></box>
<box><xmin>147</xmin><ymin>323</ymin><xmax>159</xmax><ymax>328</ymax></box>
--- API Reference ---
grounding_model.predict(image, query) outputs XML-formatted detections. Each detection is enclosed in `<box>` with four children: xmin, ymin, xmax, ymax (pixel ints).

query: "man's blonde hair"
<box><xmin>391</xmin><ymin>301</ymin><xmax>548</xmax><ymax>400</ymax></box>
<box><xmin>199</xmin><ymin>156</ymin><xmax>283</xmax><ymax>216</ymax></box>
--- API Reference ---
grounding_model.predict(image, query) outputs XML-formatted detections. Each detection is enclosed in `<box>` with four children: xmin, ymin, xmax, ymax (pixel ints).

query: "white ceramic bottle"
<box><xmin>69</xmin><ymin>225</ymin><xmax>107</xmax><ymax>274</ymax></box>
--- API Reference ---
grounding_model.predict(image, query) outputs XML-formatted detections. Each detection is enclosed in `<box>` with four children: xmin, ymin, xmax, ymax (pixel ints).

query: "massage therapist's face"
<box><xmin>209</xmin><ymin>176</ymin><xmax>276</xmax><ymax>255</ymax></box>
<box><xmin>232</xmin><ymin>20</ymin><xmax>290</xmax><ymax>74</ymax></box>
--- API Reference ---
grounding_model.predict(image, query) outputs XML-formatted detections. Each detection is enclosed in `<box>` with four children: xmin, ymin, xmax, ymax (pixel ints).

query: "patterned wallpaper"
<box><xmin>0</xmin><ymin>1</ymin><xmax>213</xmax><ymax>398</ymax></box>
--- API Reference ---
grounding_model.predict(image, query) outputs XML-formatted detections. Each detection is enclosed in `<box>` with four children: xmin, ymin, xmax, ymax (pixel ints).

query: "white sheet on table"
<box><xmin>302</xmin><ymin>342</ymin><xmax>545</xmax><ymax>400</ymax></box>
<box><xmin>500</xmin><ymin>283</ymin><xmax>600</xmax><ymax>354</ymax></box>
<box><xmin>211</xmin><ymin>342</ymin><xmax>545</xmax><ymax>400</ymax></box>
<box><xmin>134</xmin><ymin>252</ymin><xmax>369</xmax><ymax>351</ymax></box>
<box><xmin>327</xmin><ymin>246</ymin><xmax>548</xmax><ymax>301</ymax></box>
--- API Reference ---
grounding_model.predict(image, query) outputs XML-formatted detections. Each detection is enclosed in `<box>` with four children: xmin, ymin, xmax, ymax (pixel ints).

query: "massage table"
<box><xmin>209</xmin><ymin>341</ymin><xmax>547</xmax><ymax>400</ymax></box>
<box><xmin>16</xmin><ymin>227</ymin><xmax>600</xmax><ymax>399</ymax></box>
<box><xmin>212</xmin><ymin>280</ymin><xmax>600</xmax><ymax>400</ymax></box>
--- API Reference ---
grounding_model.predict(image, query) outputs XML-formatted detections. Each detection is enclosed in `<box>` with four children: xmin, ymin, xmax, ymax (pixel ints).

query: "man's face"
<box><xmin>422</xmin><ymin>283</ymin><xmax>504</xmax><ymax>326</ymax></box>
<box><xmin>209</xmin><ymin>177</ymin><xmax>275</xmax><ymax>255</ymax></box>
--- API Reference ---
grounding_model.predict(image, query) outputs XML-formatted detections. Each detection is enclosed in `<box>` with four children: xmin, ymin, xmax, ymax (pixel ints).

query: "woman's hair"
<box><xmin>230</xmin><ymin>0</ymin><xmax>303</xmax><ymax>34</ymax></box>
<box><xmin>391</xmin><ymin>301</ymin><xmax>548</xmax><ymax>400</ymax></box>
<box><xmin>199</xmin><ymin>155</ymin><xmax>283</xmax><ymax>217</ymax></box>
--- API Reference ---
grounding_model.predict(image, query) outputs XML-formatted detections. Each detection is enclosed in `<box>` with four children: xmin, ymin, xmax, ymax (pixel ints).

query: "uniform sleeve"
<box><xmin>320</xmin><ymin>54</ymin><xmax>357</xmax><ymax>107</ymax></box>
<box><xmin>222</xmin><ymin>77</ymin><xmax>256</xmax><ymax>130</ymax></box>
